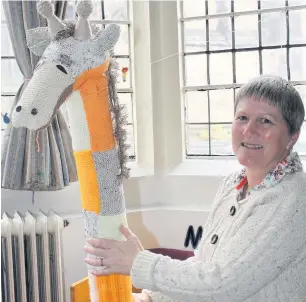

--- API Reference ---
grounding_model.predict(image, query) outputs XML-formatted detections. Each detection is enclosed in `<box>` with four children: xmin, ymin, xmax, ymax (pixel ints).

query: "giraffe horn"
<box><xmin>74</xmin><ymin>0</ymin><xmax>93</xmax><ymax>40</ymax></box>
<box><xmin>37</xmin><ymin>1</ymin><xmax>66</xmax><ymax>39</ymax></box>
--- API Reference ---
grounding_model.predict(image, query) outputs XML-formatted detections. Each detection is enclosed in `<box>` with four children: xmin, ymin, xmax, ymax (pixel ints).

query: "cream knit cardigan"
<box><xmin>131</xmin><ymin>164</ymin><xmax>306</xmax><ymax>301</ymax></box>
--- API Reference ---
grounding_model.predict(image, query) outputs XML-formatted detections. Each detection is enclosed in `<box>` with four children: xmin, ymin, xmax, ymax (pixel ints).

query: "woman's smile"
<box><xmin>241</xmin><ymin>142</ymin><xmax>263</xmax><ymax>149</ymax></box>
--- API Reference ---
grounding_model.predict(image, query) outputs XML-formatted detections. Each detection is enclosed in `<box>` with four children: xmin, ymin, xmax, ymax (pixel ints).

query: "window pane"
<box><xmin>118</xmin><ymin>93</ymin><xmax>133</xmax><ymax>124</ymax></box>
<box><xmin>65</xmin><ymin>1</ymin><xmax>76</xmax><ymax>19</ymax></box>
<box><xmin>289</xmin><ymin>9</ymin><xmax>306</xmax><ymax>44</ymax></box>
<box><xmin>186</xmin><ymin>124</ymin><xmax>209</xmax><ymax>155</ymax></box>
<box><xmin>103</xmin><ymin>0</ymin><xmax>128</xmax><ymax>21</ymax></box>
<box><xmin>290</xmin><ymin>47</ymin><xmax>306</xmax><ymax>81</ymax></box>
<box><xmin>185</xmin><ymin>91</ymin><xmax>208</xmax><ymax>123</ymax></box>
<box><xmin>208</xmin><ymin>0</ymin><xmax>231</xmax><ymax>14</ymax></box>
<box><xmin>236</xmin><ymin>51</ymin><xmax>259</xmax><ymax>83</ymax></box>
<box><xmin>124</xmin><ymin>124</ymin><xmax>135</xmax><ymax>157</ymax></box>
<box><xmin>211</xmin><ymin>124</ymin><xmax>233</xmax><ymax>155</ymax></box>
<box><xmin>294</xmin><ymin>85</ymin><xmax>306</xmax><ymax>111</ymax></box>
<box><xmin>113</xmin><ymin>24</ymin><xmax>129</xmax><ymax>55</ymax></box>
<box><xmin>1</xmin><ymin>4</ymin><xmax>6</xmax><ymax>21</ymax></box>
<box><xmin>209</xmin><ymin>18</ymin><xmax>232</xmax><ymax>50</ymax></box>
<box><xmin>1</xmin><ymin>96</ymin><xmax>15</xmax><ymax>130</ymax></box>
<box><xmin>262</xmin><ymin>49</ymin><xmax>287</xmax><ymax>79</ymax></box>
<box><xmin>185</xmin><ymin>54</ymin><xmax>207</xmax><ymax>86</ymax></box>
<box><xmin>184</xmin><ymin>20</ymin><xmax>206</xmax><ymax>53</ymax></box>
<box><xmin>261</xmin><ymin>0</ymin><xmax>285</xmax><ymax>9</ymax></box>
<box><xmin>261</xmin><ymin>12</ymin><xmax>286</xmax><ymax>46</ymax></box>
<box><xmin>210</xmin><ymin>53</ymin><xmax>233</xmax><ymax>85</ymax></box>
<box><xmin>234</xmin><ymin>0</ymin><xmax>258</xmax><ymax>11</ymax></box>
<box><xmin>89</xmin><ymin>1</ymin><xmax>103</xmax><ymax>20</ymax></box>
<box><xmin>1</xmin><ymin>59</ymin><xmax>23</xmax><ymax>93</ymax></box>
<box><xmin>289</xmin><ymin>0</ymin><xmax>306</xmax><ymax>5</ymax></box>
<box><xmin>235</xmin><ymin>15</ymin><xmax>258</xmax><ymax>48</ymax></box>
<box><xmin>295</xmin><ymin>122</ymin><xmax>306</xmax><ymax>155</ymax></box>
<box><xmin>183</xmin><ymin>0</ymin><xmax>206</xmax><ymax>17</ymax></box>
<box><xmin>1</xmin><ymin>24</ymin><xmax>14</xmax><ymax>56</ymax></box>
<box><xmin>210</xmin><ymin>89</ymin><xmax>234</xmax><ymax>122</ymax></box>
<box><xmin>116</xmin><ymin>58</ymin><xmax>130</xmax><ymax>89</ymax></box>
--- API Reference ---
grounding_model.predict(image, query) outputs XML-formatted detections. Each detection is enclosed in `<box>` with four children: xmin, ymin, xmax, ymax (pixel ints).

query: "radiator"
<box><xmin>1</xmin><ymin>210</ymin><xmax>66</xmax><ymax>302</ymax></box>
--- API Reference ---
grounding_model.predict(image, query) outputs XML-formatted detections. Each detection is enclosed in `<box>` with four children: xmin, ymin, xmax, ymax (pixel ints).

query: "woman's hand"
<box><xmin>84</xmin><ymin>225</ymin><xmax>144</xmax><ymax>276</ymax></box>
<box><xmin>133</xmin><ymin>292</ymin><xmax>152</xmax><ymax>302</ymax></box>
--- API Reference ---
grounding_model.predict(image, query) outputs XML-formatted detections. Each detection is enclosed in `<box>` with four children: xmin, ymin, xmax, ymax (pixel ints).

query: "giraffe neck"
<box><xmin>64</xmin><ymin>59</ymin><xmax>127</xmax><ymax>218</ymax></box>
<box><xmin>67</xmin><ymin>61</ymin><xmax>132</xmax><ymax>301</ymax></box>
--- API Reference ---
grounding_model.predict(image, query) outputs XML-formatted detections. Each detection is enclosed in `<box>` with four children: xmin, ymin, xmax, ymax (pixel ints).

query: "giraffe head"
<box><xmin>11</xmin><ymin>0</ymin><xmax>120</xmax><ymax>130</ymax></box>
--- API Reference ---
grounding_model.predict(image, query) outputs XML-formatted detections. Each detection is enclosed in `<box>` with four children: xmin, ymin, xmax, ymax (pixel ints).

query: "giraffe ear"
<box><xmin>95</xmin><ymin>24</ymin><xmax>120</xmax><ymax>53</ymax></box>
<box><xmin>26</xmin><ymin>27</ymin><xmax>51</xmax><ymax>56</ymax></box>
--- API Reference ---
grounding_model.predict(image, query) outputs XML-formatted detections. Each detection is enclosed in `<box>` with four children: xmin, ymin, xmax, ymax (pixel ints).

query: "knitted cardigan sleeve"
<box><xmin>135</xmin><ymin>175</ymin><xmax>232</xmax><ymax>302</ymax></box>
<box><xmin>131</xmin><ymin>181</ymin><xmax>306</xmax><ymax>302</ymax></box>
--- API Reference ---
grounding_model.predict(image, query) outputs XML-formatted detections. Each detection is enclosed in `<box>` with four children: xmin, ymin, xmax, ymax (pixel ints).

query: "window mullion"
<box><xmin>286</xmin><ymin>0</ymin><xmax>291</xmax><ymax>81</ymax></box>
<box><xmin>258</xmin><ymin>0</ymin><xmax>263</xmax><ymax>74</ymax></box>
<box><xmin>205</xmin><ymin>0</ymin><xmax>211</xmax><ymax>156</ymax></box>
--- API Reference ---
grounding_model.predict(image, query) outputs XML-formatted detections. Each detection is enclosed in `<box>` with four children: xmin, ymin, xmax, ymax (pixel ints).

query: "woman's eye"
<box><xmin>237</xmin><ymin>116</ymin><xmax>247</xmax><ymax>121</ymax></box>
<box><xmin>262</xmin><ymin>118</ymin><xmax>272</xmax><ymax>124</ymax></box>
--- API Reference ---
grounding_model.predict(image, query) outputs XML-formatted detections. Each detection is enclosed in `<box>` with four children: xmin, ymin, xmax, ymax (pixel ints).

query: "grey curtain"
<box><xmin>1</xmin><ymin>1</ymin><xmax>78</xmax><ymax>191</ymax></box>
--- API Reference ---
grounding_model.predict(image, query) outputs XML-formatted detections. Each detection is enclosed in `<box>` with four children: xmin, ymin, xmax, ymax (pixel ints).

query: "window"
<box><xmin>1</xmin><ymin>0</ymin><xmax>136</xmax><ymax>159</ymax></box>
<box><xmin>1</xmin><ymin>7</ymin><xmax>24</xmax><ymax>131</ymax></box>
<box><xmin>65</xmin><ymin>0</ymin><xmax>135</xmax><ymax>159</ymax></box>
<box><xmin>179</xmin><ymin>0</ymin><xmax>306</xmax><ymax>157</ymax></box>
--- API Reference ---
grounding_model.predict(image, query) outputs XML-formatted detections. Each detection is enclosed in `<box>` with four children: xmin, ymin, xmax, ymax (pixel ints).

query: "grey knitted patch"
<box><xmin>83</xmin><ymin>210</ymin><xmax>98</xmax><ymax>238</ymax></box>
<box><xmin>92</xmin><ymin>149</ymin><xmax>126</xmax><ymax>215</ymax></box>
<box><xmin>100</xmin><ymin>183</ymin><xmax>126</xmax><ymax>215</ymax></box>
<box><xmin>92</xmin><ymin>149</ymin><xmax>120</xmax><ymax>186</ymax></box>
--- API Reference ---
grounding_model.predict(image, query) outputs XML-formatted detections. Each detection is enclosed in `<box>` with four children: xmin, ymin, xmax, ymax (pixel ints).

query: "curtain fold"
<box><xmin>1</xmin><ymin>0</ymin><xmax>78</xmax><ymax>191</ymax></box>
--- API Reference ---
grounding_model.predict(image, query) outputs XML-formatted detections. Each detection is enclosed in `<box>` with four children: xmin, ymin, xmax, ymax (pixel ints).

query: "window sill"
<box><xmin>168</xmin><ymin>157</ymin><xmax>243</xmax><ymax>177</ymax></box>
<box><xmin>127</xmin><ymin>160</ymin><xmax>153</xmax><ymax>178</ymax></box>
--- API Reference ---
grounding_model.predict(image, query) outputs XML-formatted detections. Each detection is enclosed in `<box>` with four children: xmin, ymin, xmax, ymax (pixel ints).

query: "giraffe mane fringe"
<box><xmin>107</xmin><ymin>52</ymin><xmax>131</xmax><ymax>179</ymax></box>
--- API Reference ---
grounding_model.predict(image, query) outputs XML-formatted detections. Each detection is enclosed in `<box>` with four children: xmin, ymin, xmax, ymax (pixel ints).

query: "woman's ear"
<box><xmin>286</xmin><ymin>131</ymin><xmax>300</xmax><ymax>150</ymax></box>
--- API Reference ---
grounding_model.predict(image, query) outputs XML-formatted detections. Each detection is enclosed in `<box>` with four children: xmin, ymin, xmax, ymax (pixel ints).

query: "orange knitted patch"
<box><xmin>74</xmin><ymin>151</ymin><xmax>100</xmax><ymax>213</ymax></box>
<box><xmin>73</xmin><ymin>61</ymin><xmax>115</xmax><ymax>153</ymax></box>
<box><xmin>96</xmin><ymin>275</ymin><xmax>133</xmax><ymax>302</ymax></box>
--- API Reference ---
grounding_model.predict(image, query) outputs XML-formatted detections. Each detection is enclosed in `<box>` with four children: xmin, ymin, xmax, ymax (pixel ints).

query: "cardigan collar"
<box><xmin>234</xmin><ymin>152</ymin><xmax>303</xmax><ymax>195</ymax></box>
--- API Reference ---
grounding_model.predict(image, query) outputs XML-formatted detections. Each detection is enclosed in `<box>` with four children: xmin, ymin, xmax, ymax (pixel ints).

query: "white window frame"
<box><xmin>131</xmin><ymin>0</ymin><xmax>306</xmax><ymax>179</ymax></box>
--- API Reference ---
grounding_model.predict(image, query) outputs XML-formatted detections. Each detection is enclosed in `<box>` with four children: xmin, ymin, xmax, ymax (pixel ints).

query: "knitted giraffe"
<box><xmin>11</xmin><ymin>1</ymin><xmax>133</xmax><ymax>301</ymax></box>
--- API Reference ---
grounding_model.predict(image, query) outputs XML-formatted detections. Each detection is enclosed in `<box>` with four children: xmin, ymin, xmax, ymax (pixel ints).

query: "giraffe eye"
<box><xmin>56</xmin><ymin>65</ymin><xmax>67</xmax><ymax>74</ymax></box>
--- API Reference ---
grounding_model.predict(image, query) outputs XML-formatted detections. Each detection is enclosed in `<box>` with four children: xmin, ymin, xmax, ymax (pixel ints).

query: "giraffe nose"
<box><xmin>16</xmin><ymin>106</ymin><xmax>22</xmax><ymax>112</ymax></box>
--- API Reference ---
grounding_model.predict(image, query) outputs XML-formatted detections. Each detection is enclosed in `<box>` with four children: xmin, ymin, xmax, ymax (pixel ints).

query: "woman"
<box><xmin>84</xmin><ymin>75</ymin><xmax>306</xmax><ymax>302</ymax></box>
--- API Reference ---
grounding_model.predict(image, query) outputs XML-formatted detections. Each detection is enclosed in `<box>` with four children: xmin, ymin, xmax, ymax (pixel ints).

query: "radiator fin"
<box><xmin>1</xmin><ymin>211</ymin><xmax>66</xmax><ymax>302</ymax></box>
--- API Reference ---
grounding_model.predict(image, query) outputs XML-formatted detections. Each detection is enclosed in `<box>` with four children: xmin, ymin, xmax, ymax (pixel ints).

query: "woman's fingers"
<box><xmin>132</xmin><ymin>293</ymin><xmax>152</xmax><ymax>302</ymax></box>
<box><xmin>84</xmin><ymin>257</ymin><xmax>104</xmax><ymax>267</ymax></box>
<box><xmin>84</xmin><ymin>255</ymin><xmax>116</xmax><ymax>267</ymax></box>
<box><xmin>90</xmin><ymin>265</ymin><xmax>128</xmax><ymax>276</ymax></box>
<box><xmin>87</xmin><ymin>237</ymin><xmax>118</xmax><ymax>249</ymax></box>
<box><xmin>84</xmin><ymin>245</ymin><xmax>111</xmax><ymax>258</ymax></box>
<box><xmin>120</xmin><ymin>225</ymin><xmax>136</xmax><ymax>240</ymax></box>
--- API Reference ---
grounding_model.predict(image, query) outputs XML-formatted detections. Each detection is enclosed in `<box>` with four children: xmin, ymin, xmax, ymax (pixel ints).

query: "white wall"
<box><xmin>2</xmin><ymin>1</ymin><xmax>305</xmax><ymax>301</ymax></box>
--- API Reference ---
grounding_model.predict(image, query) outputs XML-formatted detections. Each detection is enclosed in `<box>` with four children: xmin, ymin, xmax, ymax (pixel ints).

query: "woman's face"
<box><xmin>232</xmin><ymin>97</ymin><xmax>299</xmax><ymax>171</ymax></box>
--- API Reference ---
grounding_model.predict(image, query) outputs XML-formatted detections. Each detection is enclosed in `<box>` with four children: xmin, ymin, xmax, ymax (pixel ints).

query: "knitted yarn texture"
<box><xmin>11</xmin><ymin>1</ymin><xmax>133</xmax><ymax>301</ymax></box>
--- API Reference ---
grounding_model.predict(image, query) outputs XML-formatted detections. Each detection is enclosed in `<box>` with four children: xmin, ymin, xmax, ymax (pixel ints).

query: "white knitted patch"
<box><xmin>11</xmin><ymin>62</ymin><xmax>74</xmax><ymax>130</ymax></box>
<box><xmin>65</xmin><ymin>90</ymin><xmax>91</xmax><ymax>151</ymax></box>
<box><xmin>88</xmin><ymin>273</ymin><xmax>98</xmax><ymax>302</ymax></box>
<box><xmin>97</xmin><ymin>214</ymin><xmax>128</xmax><ymax>241</ymax></box>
